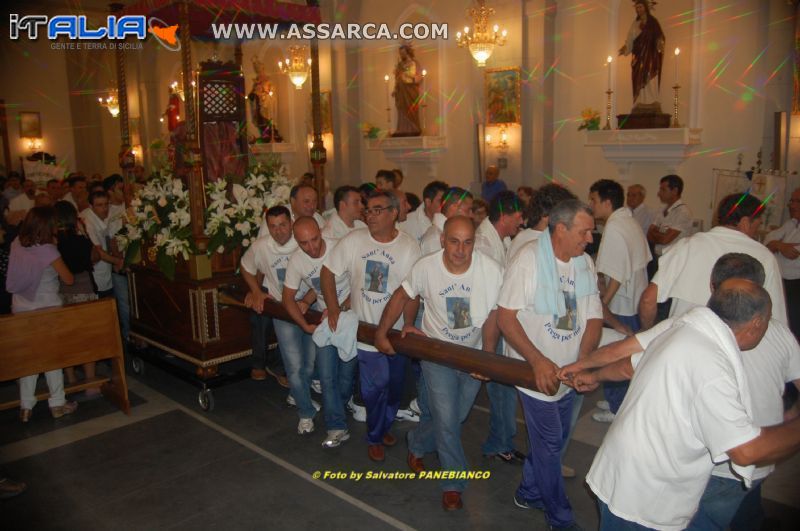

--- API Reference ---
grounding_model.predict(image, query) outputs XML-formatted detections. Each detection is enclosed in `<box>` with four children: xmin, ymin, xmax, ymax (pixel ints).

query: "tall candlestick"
<box><xmin>384</xmin><ymin>74</ymin><xmax>391</xmax><ymax>132</ymax></box>
<box><xmin>421</xmin><ymin>69</ymin><xmax>427</xmax><ymax>135</ymax></box>
<box><xmin>674</xmin><ymin>47</ymin><xmax>680</xmax><ymax>84</ymax></box>
<box><xmin>606</xmin><ymin>55</ymin><xmax>612</xmax><ymax>92</ymax></box>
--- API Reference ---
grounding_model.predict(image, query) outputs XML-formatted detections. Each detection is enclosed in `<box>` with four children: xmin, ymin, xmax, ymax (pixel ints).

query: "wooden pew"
<box><xmin>0</xmin><ymin>298</ymin><xmax>131</xmax><ymax>414</ymax></box>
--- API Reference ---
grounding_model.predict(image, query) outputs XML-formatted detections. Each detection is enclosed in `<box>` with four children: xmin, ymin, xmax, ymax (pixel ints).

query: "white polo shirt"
<box><xmin>765</xmin><ymin>218</ymin><xmax>800</xmax><ymax>280</ymax></box>
<box><xmin>240</xmin><ymin>234</ymin><xmax>298</xmax><ymax>302</ymax></box>
<box><xmin>324</xmin><ymin>228</ymin><xmax>421</xmax><ymax>351</ymax></box>
<box><xmin>497</xmin><ymin>240</ymin><xmax>603</xmax><ymax>401</ymax></box>
<box><xmin>284</xmin><ymin>238</ymin><xmax>350</xmax><ymax>310</ymax></box>
<box><xmin>401</xmin><ymin>249</ymin><xmax>503</xmax><ymax>349</ymax></box>
<box><xmin>630</xmin><ymin>203</ymin><xmax>656</xmax><ymax>234</ymax></box>
<box><xmin>652</xmin><ymin>199</ymin><xmax>693</xmax><ymax>256</ymax></box>
<box><xmin>595</xmin><ymin>208</ymin><xmax>651</xmax><ymax>317</ymax></box>
<box><xmin>475</xmin><ymin>217</ymin><xmax>509</xmax><ymax>266</ymax></box>
<box><xmin>398</xmin><ymin>206</ymin><xmax>432</xmax><ymax>244</ymax></box>
<box><xmin>321</xmin><ymin>211</ymin><xmax>366</xmax><ymax>242</ymax></box>
<box><xmin>588</xmin><ymin>308</ymin><xmax>761</xmax><ymax>531</ymax></box>
<box><xmin>419</xmin><ymin>213</ymin><xmax>446</xmax><ymax>255</ymax></box>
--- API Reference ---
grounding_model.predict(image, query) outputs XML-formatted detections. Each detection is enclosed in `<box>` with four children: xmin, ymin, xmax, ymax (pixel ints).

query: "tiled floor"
<box><xmin>1</xmin><ymin>358</ymin><xmax>798</xmax><ymax>530</ymax></box>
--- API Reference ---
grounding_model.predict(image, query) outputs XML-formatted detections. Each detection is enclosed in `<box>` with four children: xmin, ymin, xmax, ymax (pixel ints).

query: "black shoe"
<box><xmin>486</xmin><ymin>449</ymin><xmax>526</xmax><ymax>464</ymax></box>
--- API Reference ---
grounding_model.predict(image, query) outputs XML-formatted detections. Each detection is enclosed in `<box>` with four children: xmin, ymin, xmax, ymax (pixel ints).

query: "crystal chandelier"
<box><xmin>278</xmin><ymin>46</ymin><xmax>312</xmax><ymax>90</ymax></box>
<box><xmin>98</xmin><ymin>89</ymin><xmax>120</xmax><ymax>117</ymax></box>
<box><xmin>456</xmin><ymin>0</ymin><xmax>507</xmax><ymax>67</ymax></box>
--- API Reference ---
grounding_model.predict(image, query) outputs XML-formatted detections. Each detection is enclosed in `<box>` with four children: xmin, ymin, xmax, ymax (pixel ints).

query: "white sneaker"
<box><xmin>596</xmin><ymin>400</ymin><xmax>610</xmax><ymax>411</ymax></box>
<box><xmin>409</xmin><ymin>398</ymin><xmax>421</xmax><ymax>415</ymax></box>
<box><xmin>592</xmin><ymin>410</ymin><xmax>616</xmax><ymax>423</ymax></box>
<box><xmin>286</xmin><ymin>394</ymin><xmax>321</xmax><ymax>412</ymax></box>
<box><xmin>395</xmin><ymin>408</ymin><xmax>420</xmax><ymax>422</ymax></box>
<box><xmin>298</xmin><ymin>418</ymin><xmax>315</xmax><ymax>434</ymax></box>
<box><xmin>347</xmin><ymin>397</ymin><xmax>367</xmax><ymax>422</ymax></box>
<box><xmin>311</xmin><ymin>379</ymin><xmax>322</xmax><ymax>394</ymax></box>
<box><xmin>322</xmin><ymin>429</ymin><xmax>350</xmax><ymax>448</ymax></box>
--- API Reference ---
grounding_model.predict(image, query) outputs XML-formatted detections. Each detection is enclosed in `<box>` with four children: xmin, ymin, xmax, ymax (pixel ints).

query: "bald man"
<box><xmin>626</xmin><ymin>184</ymin><xmax>655</xmax><ymax>234</ymax></box>
<box><xmin>419</xmin><ymin>187</ymin><xmax>474</xmax><ymax>255</ymax></box>
<box><xmin>375</xmin><ymin>216</ymin><xmax>504</xmax><ymax>511</ymax></box>
<box><xmin>283</xmin><ymin>217</ymin><xmax>355</xmax><ymax>446</ymax></box>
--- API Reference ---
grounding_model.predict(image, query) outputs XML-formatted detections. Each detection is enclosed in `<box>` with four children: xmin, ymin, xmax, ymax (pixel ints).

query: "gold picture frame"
<box><xmin>485</xmin><ymin>67</ymin><xmax>521</xmax><ymax>126</ymax></box>
<box><xmin>19</xmin><ymin>111</ymin><xmax>41</xmax><ymax>138</ymax></box>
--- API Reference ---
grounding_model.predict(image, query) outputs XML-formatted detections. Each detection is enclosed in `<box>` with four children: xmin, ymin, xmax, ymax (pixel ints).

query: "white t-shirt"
<box><xmin>507</xmin><ymin>228</ymin><xmax>541</xmax><ymax>261</ymax></box>
<box><xmin>587</xmin><ymin>308</ymin><xmax>761</xmax><ymax>531</ymax></box>
<box><xmin>635</xmin><ymin>317</ymin><xmax>800</xmax><ymax>483</ymax></box>
<box><xmin>324</xmin><ymin>228</ymin><xmax>421</xmax><ymax>351</ymax></box>
<box><xmin>419</xmin><ymin>212</ymin><xmax>446</xmax><ymax>255</ymax></box>
<box><xmin>284</xmin><ymin>238</ymin><xmax>350</xmax><ymax>310</ymax></box>
<box><xmin>475</xmin><ymin>217</ymin><xmax>510</xmax><ymax>266</ymax></box>
<box><xmin>398</xmin><ymin>206</ymin><xmax>432</xmax><ymax>244</ymax></box>
<box><xmin>595</xmin><ymin>208</ymin><xmax>651</xmax><ymax>317</ymax></box>
<box><xmin>653</xmin><ymin>226</ymin><xmax>788</xmax><ymax>325</ymax></box>
<box><xmin>401</xmin><ymin>249</ymin><xmax>503</xmax><ymax>349</ymax></box>
<box><xmin>80</xmin><ymin>208</ymin><xmax>112</xmax><ymax>291</ymax></box>
<box><xmin>240</xmin><ymin>234</ymin><xmax>298</xmax><ymax>302</ymax></box>
<box><xmin>765</xmin><ymin>218</ymin><xmax>800</xmax><ymax>280</ymax></box>
<box><xmin>497</xmin><ymin>240</ymin><xmax>603</xmax><ymax>401</ymax></box>
<box><xmin>321</xmin><ymin>211</ymin><xmax>366</xmax><ymax>241</ymax></box>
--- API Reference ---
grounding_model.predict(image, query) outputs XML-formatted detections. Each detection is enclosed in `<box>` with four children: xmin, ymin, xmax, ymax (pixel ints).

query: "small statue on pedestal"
<box><xmin>248</xmin><ymin>58</ymin><xmax>283</xmax><ymax>142</ymax></box>
<box><xmin>391</xmin><ymin>44</ymin><xmax>423</xmax><ymax>137</ymax></box>
<box><xmin>617</xmin><ymin>1</ymin><xmax>671</xmax><ymax>128</ymax></box>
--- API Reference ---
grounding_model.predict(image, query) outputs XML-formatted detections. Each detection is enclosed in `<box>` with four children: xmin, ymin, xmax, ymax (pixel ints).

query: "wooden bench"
<box><xmin>0</xmin><ymin>298</ymin><xmax>130</xmax><ymax>414</ymax></box>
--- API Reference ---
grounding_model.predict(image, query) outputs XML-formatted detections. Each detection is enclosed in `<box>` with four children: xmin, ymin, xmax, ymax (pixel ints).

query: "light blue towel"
<box><xmin>533</xmin><ymin>229</ymin><xmax>597</xmax><ymax>317</ymax></box>
<box><xmin>312</xmin><ymin>309</ymin><xmax>359</xmax><ymax>362</ymax></box>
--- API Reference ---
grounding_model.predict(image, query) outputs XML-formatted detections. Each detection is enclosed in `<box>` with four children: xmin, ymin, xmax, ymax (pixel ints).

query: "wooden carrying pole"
<box><xmin>218</xmin><ymin>294</ymin><xmax>540</xmax><ymax>391</ymax></box>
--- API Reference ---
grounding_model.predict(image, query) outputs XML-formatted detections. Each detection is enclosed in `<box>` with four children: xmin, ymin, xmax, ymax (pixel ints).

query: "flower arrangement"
<box><xmin>204</xmin><ymin>155</ymin><xmax>293</xmax><ymax>254</ymax></box>
<box><xmin>361</xmin><ymin>122</ymin><xmax>381</xmax><ymax>139</ymax></box>
<box><xmin>578</xmin><ymin>108</ymin><xmax>601</xmax><ymax>131</ymax></box>
<box><xmin>116</xmin><ymin>168</ymin><xmax>193</xmax><ymax>280</ymax></box>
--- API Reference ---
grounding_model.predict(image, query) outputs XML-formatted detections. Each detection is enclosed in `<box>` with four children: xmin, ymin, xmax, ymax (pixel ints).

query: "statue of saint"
<box><xmin>619</xmin><ymin>0</ymin><xmax>665</xmax><ymax>113</ymax></box>
<box><xmin>248</xmin><ymin>58</ymin><xmax>282</xmax><ymax>142</ymax></box>
<box><xmin>391</xmin><ymin>44</ymin><xmax>423</xmax><ymax>137</ymax></box>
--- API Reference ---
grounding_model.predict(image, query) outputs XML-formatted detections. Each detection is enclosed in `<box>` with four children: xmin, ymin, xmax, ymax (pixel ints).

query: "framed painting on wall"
<box><xmin>485</xmin><ymin>67</ymin><xmax>521</xmax><ymax>126</ymax></box>
<box><xmin>19</xmin><ymin>111</ymin><xmax>41</xmax><ymax>138</ymax></box>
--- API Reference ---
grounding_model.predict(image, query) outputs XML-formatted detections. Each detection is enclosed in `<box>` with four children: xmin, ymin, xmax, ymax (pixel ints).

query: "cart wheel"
<box><xmin>198</xmin><ymin>389</ymin><xmax>215</xmax><ymax>412</ymax></box>
<box><xmin>131</xmin><ymin>356</ymin><xmax>145</xmax><ymax>375</ymax></box>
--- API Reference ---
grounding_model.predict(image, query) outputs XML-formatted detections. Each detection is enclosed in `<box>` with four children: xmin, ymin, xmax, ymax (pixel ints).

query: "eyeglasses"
<box><xmin>364</xmin><ymin>205</ymin><xmax>394</xmax><ymax>216</ymax></box>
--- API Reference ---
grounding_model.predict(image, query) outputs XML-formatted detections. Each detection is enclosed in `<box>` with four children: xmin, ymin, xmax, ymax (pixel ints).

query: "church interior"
<box><xmin>1</xmin><ymin>0</ymin><xmax>799</xmax><ymax>529</ymax></box>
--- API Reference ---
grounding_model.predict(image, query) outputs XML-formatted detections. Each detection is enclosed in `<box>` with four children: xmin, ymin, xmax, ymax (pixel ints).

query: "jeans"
<box><xmin>408</xmin><ymin>361</ymin><xmax>481</xmax><ymax>492</ymax></box>
<box><xmin>111</xmin><ymin>272</ymin><xmax>130</xmax><ymax>345</ymax></box>
<box><xmin>687</xmin><ymin>476</ymin><xmax>762</xmax><ymax>531</ymax></box>
<box><xmin>517</xmin><ymin>391</ymin><xmax>575</xmax><ymax>528</ymax></box>
<box><xmin>598</xmin><ymin>499</ymin><xmax>656</xmax><ymax>530</ymax></box>
<box><xmin>358</xmin><ymin>348</ymin><xmax>407</xmax><ymax>444</ymax></box>
<box><xmin>316</xmin><ymin>344</ymin><xmax>357</xmax><ymax>431</ymax></box>
<box><xmin>603</xmin><ymin>313</ymin><xmax>641</xmax><ymax>413</ymax></box>
<box><xmin>273</xmin><ymin>319</ymin><xmax>317</xmax><ymax>420</ymax></box>
<box><xmin>482</xmin><ymin>338</ymin><xmax>519</xmax><ymax>455</ymax></box>
<box><xmin>249</xmin><ymin>311</ymin><xmax>284</xmax><ymax>374</ymax></box>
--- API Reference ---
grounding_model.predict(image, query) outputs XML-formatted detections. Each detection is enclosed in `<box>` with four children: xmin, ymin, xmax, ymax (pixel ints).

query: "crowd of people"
<box><xmin>2</xmin><ymin>164</ymin><xmax>800</xmax><ymax>529</ymax></box>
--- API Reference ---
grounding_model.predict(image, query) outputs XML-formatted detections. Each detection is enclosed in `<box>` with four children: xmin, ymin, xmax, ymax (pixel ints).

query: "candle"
<box><xmin>674</xmin><ymin>48</ymin><xmax>680</xmax><ymax>84</ymax></box>
<box><xmin>384</xmin><ymin>74</ymin><xmax>391</xmax><ymax>129</ymax></box>
<box><xmin>606</xmin><ymin>55</ymin><xmax>613</xmax><ymax>91</ymax></box>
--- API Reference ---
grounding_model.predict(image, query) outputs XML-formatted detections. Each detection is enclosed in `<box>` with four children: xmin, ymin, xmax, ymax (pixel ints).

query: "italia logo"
<box><xmin>8</xmin><ymin>14</ymin><xmax>181</xmax><ymax>51</ymax></box>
